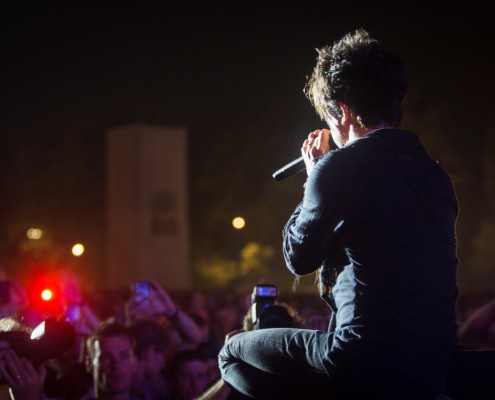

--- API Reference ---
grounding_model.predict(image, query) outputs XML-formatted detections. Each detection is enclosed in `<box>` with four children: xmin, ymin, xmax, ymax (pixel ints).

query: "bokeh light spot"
<box><xmin>232</xmin><ymin>217</ymin><xmax>246</xmax><ymax>230</ymax></box>
<box><xmin>41</xmin><ymin>289</ymin><xmax>53</xmax><ymax>301</ymax></box>
<box><xmin>72</xmin><ymin>243</ymin><xmax>85</xmax><ymax>256</ymax></box>
<box><xmin>27</xmin><ymin>228</ymin><xmax>43</xmax><ymax>240</ymax></box>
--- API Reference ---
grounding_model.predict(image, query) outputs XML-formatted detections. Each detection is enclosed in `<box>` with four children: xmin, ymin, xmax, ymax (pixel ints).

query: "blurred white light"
<box><xmin>31</xmin><ymin>321</ymin><xmax>46</xmax><ymax>340</ymax></box>
<box><xmin>72</xmin><ymin>243</ymin><xmax>85</xmax><ymax>256</ymax></box>
<box><xmin>27</xmin><ymin>228</ymin><xmax>43</xmax><ymax>240</ymax></box>
<box><xmin>232</xmin><ymin>217</ymin><xmax>246</xmax><ymax>230</ymax></box>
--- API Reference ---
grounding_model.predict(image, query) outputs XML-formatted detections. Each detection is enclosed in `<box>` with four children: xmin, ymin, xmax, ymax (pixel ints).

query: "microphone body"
<box><xmin>272</xmin><ymin>156</ymin><xmax>305</xmax><ymax>181</ymax></box>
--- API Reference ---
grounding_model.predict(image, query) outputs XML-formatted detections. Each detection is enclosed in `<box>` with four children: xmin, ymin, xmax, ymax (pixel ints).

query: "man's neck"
<box><xmin>348</xmin><ymin>123</ymin><xmax>396</xmax><ymax>144</ymax></box>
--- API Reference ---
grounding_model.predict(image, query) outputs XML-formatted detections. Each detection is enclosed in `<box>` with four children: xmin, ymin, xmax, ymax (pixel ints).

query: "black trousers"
<box><xmin>445</xmin><ymin>348</ymin><xmax>495</xmax><ymax>400</ymax></box>
<box><xmin>222</xmin><ymin>346</ymin><xmax>495</xmax><ymax>399</ymax></box>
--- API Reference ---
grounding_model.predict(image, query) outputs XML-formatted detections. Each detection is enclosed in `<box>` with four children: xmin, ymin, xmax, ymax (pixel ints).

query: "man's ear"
<box><xmin>337</xmin><ymin>102</ymin><xmax>350</xmax><ymax>123</ymax></box>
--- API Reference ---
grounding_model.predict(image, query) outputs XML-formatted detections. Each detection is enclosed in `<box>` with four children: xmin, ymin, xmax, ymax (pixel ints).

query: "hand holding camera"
<box><xmin>126</xmin><ymin>280</ymin><xmax>204</xmax><ymax>344</ymax></box>
<box><xmin>0</xmin><ymin>316</ymin><xmax>75</xmax><ymax>399</ymax></box>
<box><xmin>127</xmin><ymin>279</ymin><xmax>178</xmax><ymax>322</ymax></box>
<box><xmin>245</xmin><ymin>284</ymin><xmax>300</xmax><ymax>331</ymax></box>
<box><xmin>0</xmin><ymin>346</ymin><xmax>47</xmax><ymax>400</ymax></box>
<box><xmin>250</xmin><ymin>284</ymin><xmax>278</xmax><ymax>329</ymax></box>
<box><xmin>63</xmin><ymin>303</ymin><xmax>100</xmax><ymax>337</ymax></box>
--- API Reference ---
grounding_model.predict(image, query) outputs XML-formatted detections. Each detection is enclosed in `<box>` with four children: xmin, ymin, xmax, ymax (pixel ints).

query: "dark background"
<box><xmin>1</xmin><ymin>5</ymin><xmax>494</xmax><ymax>294</ymax></box>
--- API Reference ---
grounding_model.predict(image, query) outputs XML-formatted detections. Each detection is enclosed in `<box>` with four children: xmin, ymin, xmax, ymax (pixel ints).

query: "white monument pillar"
<box><xmin>106</xmin><ymin>124</ymin><xmax>190</xmax><ymax>290</ymax></box>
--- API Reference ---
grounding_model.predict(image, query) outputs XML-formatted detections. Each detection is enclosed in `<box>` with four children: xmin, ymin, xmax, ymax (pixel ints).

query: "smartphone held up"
<box><xmin>133</xmin><ymin>280</ymin><xmax>152</xmax><ymax>303</ymax></box>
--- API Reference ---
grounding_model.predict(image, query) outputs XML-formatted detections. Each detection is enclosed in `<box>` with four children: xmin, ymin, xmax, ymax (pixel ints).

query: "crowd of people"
<box><xmin>0</xmin><ymin>270</ymin><xmax>495</xmax><ymax>399</ymax></box>
<box><xmin>0</xmin><ymin>272</ymin><xmax>332</xmax><ymax>399</ymax></box>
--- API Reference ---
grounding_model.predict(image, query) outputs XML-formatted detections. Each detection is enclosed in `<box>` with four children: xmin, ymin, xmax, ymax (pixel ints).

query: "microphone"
<box><xmin>272</xmin><ymin>156</ymin><xmax>305</xmax><ymax>181</ymax></box>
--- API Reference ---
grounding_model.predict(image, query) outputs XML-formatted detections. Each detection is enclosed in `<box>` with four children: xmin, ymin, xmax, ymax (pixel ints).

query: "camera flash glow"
<box><xmin>31</xmin><ymin>321</ymin><xmax>46</xmax><ymax>340</ymax></box>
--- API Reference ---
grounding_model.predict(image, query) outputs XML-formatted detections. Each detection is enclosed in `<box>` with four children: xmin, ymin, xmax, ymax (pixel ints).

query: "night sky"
<box><xmin>1</xmin><ymin>6</ymin><xmax>494</xmax><ymax>293</ymax></box>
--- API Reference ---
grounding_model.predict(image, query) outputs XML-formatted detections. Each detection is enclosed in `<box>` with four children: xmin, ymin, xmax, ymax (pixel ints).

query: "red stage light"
<box><xmin>41</xmin><ymin>289</ymin><xmax>54</xmax><ymax>301</ymax></box>
<box><xmin>25</xmin><ymin>271</ymin><xmax>64</xmax><ymax>318</ymax></box>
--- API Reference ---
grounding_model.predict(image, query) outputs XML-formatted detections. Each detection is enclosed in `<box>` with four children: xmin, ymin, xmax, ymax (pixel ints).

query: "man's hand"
<box><xmin>301</xmin><ymin>129</ymin><xmax>331</xmax><ymax>176</ymax></box>
<box><xmin>224</xmin><ymin>328</ymin><xmax>245</xmax><ymax>344</ymax></box>
<box><xmin>0</xmin><ymin>347</ymin><xmax>46</xmax><ymax>400</ymax></box>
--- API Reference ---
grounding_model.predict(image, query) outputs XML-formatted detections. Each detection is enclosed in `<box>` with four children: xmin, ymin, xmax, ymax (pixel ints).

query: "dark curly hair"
<box><xmin>304</xmin><ymin>28</ymin><xmax>408</xmax><ymax>128</ymax></box>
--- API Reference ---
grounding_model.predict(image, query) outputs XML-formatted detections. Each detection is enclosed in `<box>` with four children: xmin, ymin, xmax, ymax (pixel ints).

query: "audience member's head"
<box><xmin>196</xmin><ymin>341</ymin><xmax>222</xmax><ymax>385</ymax></box>
<box><xmin>85</xmin><ymin>319</ymin><xmax>136</xmax><ymax>399</ymax></box>
<box><xmin>0</xmin><ymin>278</ymin><xmax>28</xmax><ymax>319</ymax></box>
<box><xmin>130</xmin><ymin>318</ymin><xmax>170</xmax><ymax>378</ymax></box>
<box><xmin>128</xmin><ymin>319</ymin><xmax>173</xmax><ymax>399</ymax></box>
<box><xmin>168</xmin><ymin>348</ymin><xmax>209</xmax><ymax>400</ymax></box>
